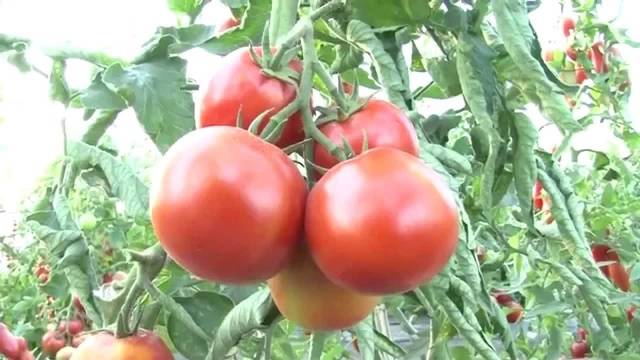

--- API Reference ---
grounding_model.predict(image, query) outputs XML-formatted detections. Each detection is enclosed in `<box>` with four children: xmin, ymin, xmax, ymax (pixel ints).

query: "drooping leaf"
<box><xmin>510</xmin><ymin>112</ymin><xmax>538</xmax><ymax>229</ymax></box>
<box><xmin>68</xmin><ymin>141</ymin><xmax>149</xmax><ymax>218</ymax></box>
<box><xmin>426</xmin><ymin>57</ymin><xmax>462</xmax><ymax>97</ymax></box>
<box><xmin>101</xmin><ymin>58</ymin><xmax>195</xmax><ymax>153</ymax></box>
<box><xmin>79</xmin><ymin>74</ymin><xmax>128</xmax><ymax>110</ymax></box>
<box><xmin>206</xmin><ymin>289</ymin><xmax>280</xmax><ymax>360</ymax></box>
<box><xmin>167</xmin><ymin>292</ymin><xmax>234</xmax><ymax>360</ymax></box>
<box><xmin>200</xmin><ymin>0</ymin><xmax>271</xmax><ymax>55</ymax></box>
<box><xmin>49</xmin><ymin>60</ymin><xmax>70</xmax><ymax>105</ymax></box>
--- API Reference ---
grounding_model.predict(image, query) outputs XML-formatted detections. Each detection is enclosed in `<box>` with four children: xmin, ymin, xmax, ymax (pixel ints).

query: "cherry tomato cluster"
<box><xmin>0</xmin><ymin>323</ymin><xmax>33</xmax><ymax>360</ymax></box>
<box><xmin>150</xmin><ymin>46</ymin><xmax>460</xmax><ymax>330</ymax></box>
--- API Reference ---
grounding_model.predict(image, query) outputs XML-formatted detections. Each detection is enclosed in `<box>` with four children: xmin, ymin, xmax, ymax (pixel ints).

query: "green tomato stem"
<box><xmin>299</xmin><ymin>22</ymin><xmax>345</xmax><ymax>161</ymax></box>
<box><xmin>312</xmin><ymin>61</ymin><xmax>350</xmax><ymax>112</ymax></box>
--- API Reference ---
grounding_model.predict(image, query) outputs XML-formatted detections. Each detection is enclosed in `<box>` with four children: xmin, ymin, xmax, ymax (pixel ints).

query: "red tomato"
<box><xmin>589</xmin><ymin>41</ymin><xmax>608</xmax><ymax>73</ymax></box>
<box><xmin>268</xmin><ymin>244</ymin><xmax>380</xmax><ymax>330</ymax></box>
<box><xmin>577</xmin><ymin>327</ymin><xmax>587</xmax><ymax>341</ymax></box>
<box><xmin>627</xmin><ymin>305</ymin><xmax>637</xmax><ymax>322</ymax></box>
<box><xmin>151</xmin><ymin>127</ymin><xmax>307</xmax><ymax>284</ymax></box>
<box><xmin>42</xmin><ymin>330</ymin><xmax>65</xmax><ymax>357</ymax></box>
<box><xmin>570</xmin><ymin>341</ymin><xmax>589</xmax><ymax>358</ymax></box>
<box><xmin>306</xmin><ymin>148</ymin><xmax>459</xmax><ymax>294</ymax></box>
<box><xmin>70</xmin><ymin>331</ymin><xmax>172</xmax><ymax>360</ymax></box>
<box><xmin>314</xmin><ymin>100</ymin><xmax>419</xmax><ymax>170</ymax></box>
<box><xmin>505</xmin><ymin>301</ymin><xmax>524</xmax><ymax>323</ymax></box>
<box><xmin>532</xmin><ymin>180</ymin><xmax>544</xmax><ymax>211</ymax></box>
<box><xmin>58</xmin><ymin>319</ymin><xmax>83</xmax><ymax>336</ymax></box>
<box><xmin>199</xmin><ymin>47</ymin><xmax>306</xmax><ymax>148</ymax></box>
<box><xmin>0</xmin><ymin>323</ymin><xmax>23</xmax><ymax>359</ymax></box>
<box><xmin>608</xmin><ymin>263</ymin><xmax>630</xmax><ymax>292</ymax></box>
<box><xmin>591</xmin><ymin>244</ymin><xmax>611</xmax><ymax>276</ymax></box>
<box><xmin>493</xmin><ymin>291</ymin><xmax>514</xmax><ymax>306</ymax></box>
<box><xmin>217</xmin><ymin>16</ymin><xmax>240</xmax><ymax>33</ymax></box>
<box><xmin>566</xmin><ymin>46</ymin><xmax>577</xmax><ymax>61</ymax></box>
<box><xmin>575</xmin><ymin>67</ymin><xmax>587</xmax><ymax>84</ymax></box>
<box><xmin>562</xmin><ymin>17</ymin><xmax>576</xmax><ymax>37</ymax></box>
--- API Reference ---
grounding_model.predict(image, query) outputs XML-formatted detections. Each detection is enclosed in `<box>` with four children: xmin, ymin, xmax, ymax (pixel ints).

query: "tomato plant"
<box><xmin>0</xmin><ymin>0</ymin><xmax>638</xmax><ymax>359</ymax></box>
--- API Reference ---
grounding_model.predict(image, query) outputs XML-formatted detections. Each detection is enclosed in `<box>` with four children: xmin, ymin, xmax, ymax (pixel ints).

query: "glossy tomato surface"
<box><xmin>199</xmin><ymin>47</ymin><xmax>305</xmax><ymax>148</ymax></box>
<box><xmin>151</xmin><ymin>127</ymin><xmax>307</xmax><ymax>283</ymax></box>
<box><xmin>306</xmin><ymin>148</ymin><xmax>459</xmax><ymax>295</ymax></box>
<box><xmin>314</xmin><ymin>99</ymin><xmax>418</xmax><ymax>170</ymax></box>
<box><xmin>268</xmin><ymin>244</ymin><xmax>379</xmax><ymax>330</ymax></box>
<box><xmin>70</xmin><ymin>331</ymin><xmax>173</xmax><ymax>360</ymax></box>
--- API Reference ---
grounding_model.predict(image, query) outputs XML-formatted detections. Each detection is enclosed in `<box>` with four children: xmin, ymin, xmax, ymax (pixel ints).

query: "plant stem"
<box><xmin>269</xmin><ymin>0</ymin><xmax>300</xmax><ymax>46</ymax></box>
<box><xmin>299</xmin><ymin>23</ymin><xmax>345</xmax><ymax>161</ymax></box>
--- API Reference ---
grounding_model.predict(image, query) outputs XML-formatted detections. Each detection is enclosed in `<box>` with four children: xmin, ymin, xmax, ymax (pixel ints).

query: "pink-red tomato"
<box><xmin>69</xmin><ymin>331</ymin><xmax>173</xmax><ymax>360</ymax></box>
<box><xmin>570</xmin><ymin>341</ymin><xmax>589</xmax><ymax>358</ymax></box>
<box><xmin>577</xmin><ymin>327</ymin><xmax>587</xmax><ymax>341</ymax></box>
<box><xmin>505</xmin><ymin>301</ymin><xmax>524</xmax><ymax>323</ymax></box>
<box><xmin>532</xmin><ymin>180</ymin><xmax>544</xmax><ymax>211</ymax></box>
<box><xmin>492</xmin><ymin>291</ymin><xmax>514</xmax><ymax>306</ymax></box>
<box><xmin>589</xmin><ymin>41</ymin><xmax>608</xmax><ymax>73</ymax></box>
<box><xmin>199</xmin><ymin>47</ymin><xmax>306</xmax><ymax>148</ymax></box>
<box><xmin>58</xmin><ymin>320</ymin><xmax>83</xmax><ymax>336</ymax></box>
<box><xmin>42</xmin><ymin>330</ymin><xmax>65</xmax><ymax>357</ymax></box>
<box><xmin>575</xmin><ymin>67</ymin><xmax>587</xmax><ymax>84</ymax></box>
<box><xmin>305</xmin><ymin>148</ymin><xmax>459</xmax><ymax>295</ymax></box>
<box><xmin>151</xmin><ymin>127</ymin><xmax>307</xmax><ymax>284</ymax></box>
<box><xmin>628</xmin><ymin>306</ymin><xmax>637</xmax><ymax>322</ymax></box>
<box><xmin>566</xmin><ymin>46</ymin><xmax>578</xmax><ymax>61</ymax></box>
<box><xmin>562</xmin><ymin>17</ymin><xmax>576</xmax><ymax>37</ymax></box>
<box><xmin>314</xmin><ymin>99</ymin><xmax>419</xmax><ymax>170</ymax></box>
<box><xmin>0</xmin><ymin>323</ymin><xmax>25</xmax><ymax>359</ymax></box>
<box><xmin>267</xmin><ymin>244</ymin><xmax>379</xmax><ymax>330</ymax></box>
<box><xmin>608</xmin><ymin>262</ymin><xmax>630</xmax><ymax>292</ymax></box>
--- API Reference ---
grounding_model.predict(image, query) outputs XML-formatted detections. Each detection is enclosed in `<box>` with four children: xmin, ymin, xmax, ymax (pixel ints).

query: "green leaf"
<box><xmin>167</xmin><ymin>0</ymin><xmax>202</xmax><ymax>14</ymax></box>
<box><xmin>350</xmin><ymin>0</ymin><xmax>435</xmax><ymax>28</ymax></box>
<box><xmin>200</xmin><ymin>0</ymin><xmax>271</xmax><ymax>55</ymax></box>
<box><xmin>79</xmin><ymin>74</ymin><xmax>128</xmax><ymax>110</ymax></box>
<box><xmin>423</xmin><ymin>144</ymin><xmax>472</xmax><ymax>175</ymax></box>
<box><xmin>493</xmin><ymin>0</ymin><xmax>581</xmax><ymax>134</ymax></box>
<box><xmin>221</xmin><ymin>0</ymin><xmax>248</xmax><ymax>7</ymax></box>
<box><xmin>68</xmin><ymin>142</ymin><xmax>149</xmax><ymax>218</ymax></box>
<box><xmin>40</xmin><ymin>272</ymin><xmax>70</xmax><ymax>299</ymax></box>
<box><xmin>207</xmin><ymin>289</ymin><xmax>280</xmax><ymax>360</ymax></box>
<box><xmin>168</xmin><ymin>292</ymin><xmax>234</xmax><ymax>360</ymax></box>
<box><xmin>329</xmin><ymin>44</ymin><xmax>363</xmax><ymax>73</ymax></box>
<box><xmin>373</xmin><ymin>329</ymin><xmax>406</xmax><ymax>358</ymax></box>
<box><xmin>510</xmin><ymin>112</ymin><xmax>538</xmax><ymax>229</ymax></box>
<box><xmin>101</xmin><ymin>58</ymin><xmax>194</xmax><ymax>153</ymax></box>
<box><xmin>49</xmin><ymin>60</ymin><xmax>69</xmax><ymax>105</ymax></box>
<box><xmin>426</xmin><ymin>57</ymin><xmax>462</xmax><ymax>97</ymax></box>
<box><xmin>353</xmin><ymin>317</ymin><xmax>376</xmax><ymax>360</ymax></box>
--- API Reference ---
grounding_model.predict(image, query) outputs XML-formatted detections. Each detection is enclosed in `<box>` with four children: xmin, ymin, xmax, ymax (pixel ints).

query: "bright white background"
<box><xmin>0</xmin><ymin>0</ymin><xmax>638</xmax><ymax>236</ymax></box>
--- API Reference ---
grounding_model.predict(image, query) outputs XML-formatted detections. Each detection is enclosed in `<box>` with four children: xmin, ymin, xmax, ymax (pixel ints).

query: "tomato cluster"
<box><xmin>151</xmin><ymin>47</ymin><xmax>459</xmax><ymax>330</ymax></box>
<box><xmin>570</xmin><ymin>328</ymin><xmax>590</xmax><ymax>359</ymax></box>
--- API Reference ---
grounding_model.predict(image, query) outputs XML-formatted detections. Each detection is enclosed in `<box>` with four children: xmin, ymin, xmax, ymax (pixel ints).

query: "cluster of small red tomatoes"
<box><xmin>543</xmin><ymin>17</ymin><xmax>615</xmax><ymax>87</ymax></box>
<box><xmin>149</xmin><ymin>43</ymin><xmax>461</xmax><ymax>331</ymax></box>
<box><xmin>533</xmin><ymin>185</ymin><xmax>635</xmax><ymax>358</ymax></box>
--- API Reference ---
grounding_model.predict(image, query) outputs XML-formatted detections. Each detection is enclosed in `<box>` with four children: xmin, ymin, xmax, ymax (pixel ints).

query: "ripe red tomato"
<box><xmin>628</xmin><ymin>306</ymin><xmax>636</xmax><ymax>321</ymax></box>
<box><xmin>608</xmin><ymin>263</ymin><xmax>630</xmax><ymax>292</ymax></box>
<box><xmin>570</xmin><ymin>340</ymin><xmax>589</xmax><ymax>358</ymax></box>
<box><xmin>268</xmin><ymin>244</ymin><xmax>380</xmax><ymax>330</ymax></box>
<box><xmin>532</xmin><ymin>180</ymin><xmax>544</xmax><ymax>211</ymax></box>
<box><xmin>589</xmin><ymin>41</ymin><xmax>608</xmax><ymax>73</ymax></box>
<box><xmin>566</xmin><ymin>46</ymin><xmax>577</xmax><ymax>61</ymax></box>
<box><xmin>562</xmin><ymin>17</ymin><xmax>576</xmax><ymax>37</ymax></box>
<box><xmin>218</xmin><ymin>16</ymin><xmax>240</xmax><ymax>33</ymax></box>
<box><xmin>151</xmin><ymin>127</ymin><xmax>307</xmax><ymax>284</ymax></box>
<box><xmin>70</xmin><ymin>331</ymin><xmax>172</xmax><ymax>360</ymax></box>
<box><xmin>58</xmin><ymin>320</ymin><xmax>83</xmax><ymax>336</ymax></box>
<box><xmin>0</xmin><ymin>323</ymin><xmax>26</xmax><ymax>359</ymax></box>
<box><xmin>591</xmin><ymin>244</ymin><xmax>611</xmax><ymax>276</ymax></box>
<box><xmin>306</xmin><ymin>148</ymin><xmax>459</xmax><ymax>295</ymax></box>
<box><xmin>314</xmin><ymin>100</ymin><xmax>419</xmax><ymax>170</ymax></box>
<box><xmin>42</xmin><ymin>330</ymin><xmax>65</xmax><ymax>357</ymax></box>
<box><xmin>493</xmin><ymin>291</ymin><xmax>514</xmax><ymax>306</ymax></box>
<box><xmin>505</xmin><ymin>301</ymin><xmax>524</xmax><ymax>323</ymax></box>
<box><xmin>575</xmin><ymin>67</ymin><xmax>587</xmax><ymax>84</ymax></box>
<box><xmin>199</xmin><ymin>47</ymin><xmax>305</xmax><ymax>148</ymax></box>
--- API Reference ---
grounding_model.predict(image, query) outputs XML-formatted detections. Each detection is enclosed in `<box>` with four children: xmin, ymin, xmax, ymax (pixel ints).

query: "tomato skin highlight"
<box><xmin>151</xmin><ymin>127</ymin><xmax>307</xmax><ymax>284</ymax></box>
<box><xmin>69</xmin><ymin>331</ymin><xmax>173</xmax><ymax>360</ymax></box>
<box><xmin>268</xmin><ymin>244</ymin><xmax>379</xmax><ymax>330</ymax></box>
<box><xmin>314</xmin><ymin>100</ymin><xmax>419</xmax><ymax>170</ymax></box>
<box><xmin>199</xmin><ymin>47</ymin><xmax>305</xmax><ymax>148</ymax></box>
<box><xmin>306</xmin><ymin>148</ymin><xmax>459</xmax><ymax>295</ymax></box>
